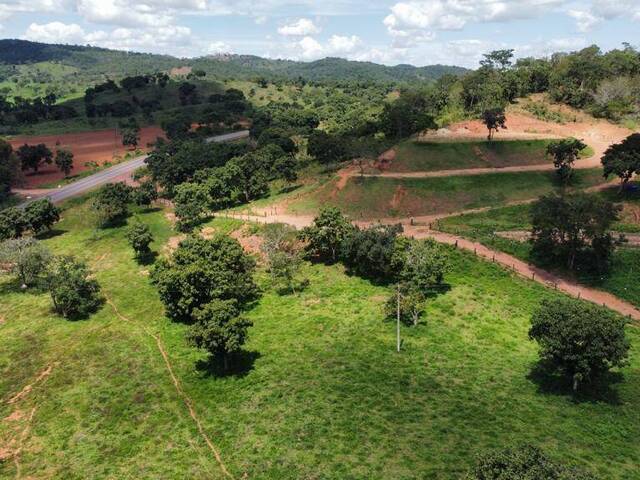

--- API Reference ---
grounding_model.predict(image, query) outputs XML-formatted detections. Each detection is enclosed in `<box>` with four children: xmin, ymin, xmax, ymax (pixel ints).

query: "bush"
<box><xmin>529</xmin><ymin>298</ymin><xmax>630</xmax><ymax>391</ymax></box>
<box><xmin>299</xmin><ymin>207</ymin><xmax>354</xmax><ymax>263</ymax></box>
<box><xmin>131</xmin><ymin>180</ymin><xmax>158</xmax><ymax>207</ymax></box>
<box><xmin>173</xmin><ymin>182</ymin><xmax>211</xmax><ymax>232</ymax></box>
<box><xmin>0</xmin><ymin>207</ymin><xmax>28</xmax><ymax>240</ymax></box>
<box><xmin>24</xmin><ymin>199</ymin><xmax>60</xmax><ymax>234</ymax></box>
<box><xmin>261</xmin><ymin>223</ymin><xmax>305</xmax><ymax>293</ymax></box>
<box><xmin>340</xmin><ymin>224</ymin><xmax>404</xmax><ymax>281</ymax></box>
<box><xmin>0</xmin><ymin>237</ymin><xmax>51</xmax><ymax>287</ymax></box>
<box><xmin>187</xmin><ymin>299</ymin><xmax>253</xmax><ymax>371</ymax></box>
<box><xmin>151</xmin><ymin>235</ymin><xmax>257</xmax><ymax>323</ymax></box>
<box><xmin>91</xmin><ymin>182</ymin><xmax>132</xmax><ymax>226</ymax></box>
<box><xmin>125</xmin><ymin>221</ymin><xmax>153</xmax><ymax>259</ymax></box>
<box><xmin>47</xmin><ymin>256</ymin><xmax>102</xmax><ymax>319</ymax></box>
<box><xmin>467</xmin><ymin>444</ymin><xmax>598</xmax><ymax>479</ymax></box>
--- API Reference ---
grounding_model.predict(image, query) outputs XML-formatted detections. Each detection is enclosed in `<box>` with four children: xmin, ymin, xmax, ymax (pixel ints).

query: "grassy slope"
<box><xmin>1</xmin><ymin>196</ymin><xmax>639</xmax><ymax>478</ymax></box>
<box><xmin>390</xmin><ymin>139</ymin><xmax>594</xmax><ymax>173</ymax></box>
<box><xmin>288</xmin><ymin>169</ymin><xmax>607</xmax><ymax>219</ymax></box>
<box><xmin>437</xmin><ymin>187</ymin><xmax>640</xmax><ymax>308</ymax></box>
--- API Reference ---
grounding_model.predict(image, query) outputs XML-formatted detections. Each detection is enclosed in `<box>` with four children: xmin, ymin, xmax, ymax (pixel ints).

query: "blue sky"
<box><xmin>0</xmin><ymin>1</ymin><xmax>638</xmax><ymax>67</ymax></box>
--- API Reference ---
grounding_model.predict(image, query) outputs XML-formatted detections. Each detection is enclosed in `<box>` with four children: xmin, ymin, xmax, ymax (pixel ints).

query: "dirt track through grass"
<box><xmin>106</xmin><ymin>297</ymin><xmax>234</xmax><ymax>480</ymax></box>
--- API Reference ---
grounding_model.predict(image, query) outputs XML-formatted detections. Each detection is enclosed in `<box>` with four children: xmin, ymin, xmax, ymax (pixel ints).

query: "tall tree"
<box><xmin>481</xmin><ymin>108</ymin><xmax>507</xmax><ymax>141</ymax></box>
<box><xmin>601</xmin><ymin>133</ymin><xmax>640</xmax><ymax>189</ymax></box>
<box><xmin>16</xmin><ymin>143</ymin><xmax>53</xmax><ymax>173</ymax></box>
<box><xmin>547</xmin><ymin>138</ymin><xmax>587</xmax><ymax>184</ymax></box>
<box><xmin>54</xmin><ymin>149</ymin><xmax>74</xmax><ymax>177</ymax></box>
<box><xmin>530</xmin><ymin>298</ymin><xmax>629</xmax><ymax>392</ymax></box>
<box><xmin>530</xmin><ymin>193</ymin><xmax>621</xmax><ymax>272</ymax></box>
<box><xmin>300</xmin><ymin>207</ymin><xmax>354</xmax><ymax>263</ymax></box>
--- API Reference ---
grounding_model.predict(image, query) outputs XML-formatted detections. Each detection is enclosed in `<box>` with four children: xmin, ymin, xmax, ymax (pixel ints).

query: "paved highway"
<box><xmin>21</xmin><ymin>130</ymin><xmax>250</xmax><ymax>205</ymax></box>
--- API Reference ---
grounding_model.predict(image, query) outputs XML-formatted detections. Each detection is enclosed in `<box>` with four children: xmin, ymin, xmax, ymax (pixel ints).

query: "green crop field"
<box><xmin>1</xmin><ymin>194</ymin><xmax>639</xmax><ymax>479</ymax></box>
<box><xmin>437</xmin><ymin>186</ymin><xmax>640</xmax><ymax>308</ymax></box>
<box><xmin>287</xmin><ymin>168</ymin><xmax>608</xmax><ymax>219</ymax></box>
<box><xmin>388</xmin><ymin>139</ymin><xmax>592</xmax><ymax>173</ymax></box>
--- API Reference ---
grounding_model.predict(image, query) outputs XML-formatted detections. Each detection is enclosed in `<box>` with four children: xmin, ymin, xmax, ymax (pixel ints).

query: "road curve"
<box><xmin>20</xmin><ymin>130</ymin><xmax>250</xmax><ymax>206</ymax></box>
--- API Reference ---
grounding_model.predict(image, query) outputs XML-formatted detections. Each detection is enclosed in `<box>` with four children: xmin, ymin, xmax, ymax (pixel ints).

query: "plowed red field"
<box><xmin>9</xmin><ymin>126</ymin><xmax>164</xmax><ymax>187</ymax></box>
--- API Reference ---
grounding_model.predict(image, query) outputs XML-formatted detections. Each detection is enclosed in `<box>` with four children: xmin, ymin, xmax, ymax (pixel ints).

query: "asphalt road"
<box><xmin>20</xmin><ymin>130</ymin><xmax>250</xmax><ymax>206</ymax></box>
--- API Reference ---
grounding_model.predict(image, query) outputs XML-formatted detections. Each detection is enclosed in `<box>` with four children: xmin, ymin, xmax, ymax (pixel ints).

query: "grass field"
<box><xmin>437</xmin><ymin>187</ymin><xmax>640</xmax><ymax>308</ymax></box>
<box><xmin>288</xmin><ymin>168</ymin><xmax>608</xmax><ymax>219</ymax></box>
<box><xmin>387</xmin><ymin>139</ymin><xmax>593</xmax><ymax>173</ymax></box>
<box><xmin>1</xmin><ymin>195</ymin><xmax>639</xmax><ymax>479</ymax></box>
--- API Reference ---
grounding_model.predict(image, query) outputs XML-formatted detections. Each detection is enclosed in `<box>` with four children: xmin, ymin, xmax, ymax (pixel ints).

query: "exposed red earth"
<box><xmin>8</xmin><ymin>126</ymin><xmax>165</xmax><ymax>188</ymax></box>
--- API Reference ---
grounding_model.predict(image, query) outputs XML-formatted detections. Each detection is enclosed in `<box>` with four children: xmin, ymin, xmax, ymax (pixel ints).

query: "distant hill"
<box><xmin>0</xmin><ymin>39</ymin><xmax>468</xmax><ymax>84</ymax></box>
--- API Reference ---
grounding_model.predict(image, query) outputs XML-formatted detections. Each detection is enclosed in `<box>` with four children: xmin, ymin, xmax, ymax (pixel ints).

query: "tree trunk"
<box><xmin>223</xmin><ymin>354</ymin><xmax>229</xmax><ymax>372</ymax></box>
<box><xmin>572</xmin><ymin>375</ymin><xmax>579</xmax><ymax>392</ymax></box>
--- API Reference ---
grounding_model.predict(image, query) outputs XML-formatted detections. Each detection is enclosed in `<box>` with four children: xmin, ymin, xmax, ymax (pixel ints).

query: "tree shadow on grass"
<box><xmin>136</xmin><ymin>250</ymin><xmax>158</xmax><ymax>266</ymax></box>
<box><xmin>195</xmin><ymin>350</ymin><xmax>261</xmax><ymax>379</ymax></box>
<box><xmin>278</xmin><ymin>183</ymin><xmax>303</xmax><ymax>195</ymax></box>
<box><xmin>527</xmin><ymin>360</ymin><xmax>623</xmax><ymax>405</ymax></box>
<box><xmin>35</xmin><ymin>228</ymin><xmax>66</xmax><ymax>240</ymax></box>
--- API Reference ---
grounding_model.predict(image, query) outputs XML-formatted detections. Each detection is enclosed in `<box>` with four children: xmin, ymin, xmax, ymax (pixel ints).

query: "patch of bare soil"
<box><xmin>7</xmin><ymin>364</ymin><xmax>55</xmax><ymax>405</ymax></box>
<box><xmin>170</xmin><ymin>66</ymin><xmax>192</xmax><ymax>77</ymax></box>
<box><xmin>0</xmin><ymin>315</ymin><xmax>5</xmax><ymax>325</ymax></box>
<box><xmin>390</xmin><ymin>185</ymin><xmax>408</xmax><ymax>210</ymax></box>
<box><xmin>164</xmin><ymin>212</ymin><xmax>177</xmax><ymax>224</ymax></box>
<box><xmin>164</xmin><ymin>235</ymin><xmax>186</xmax><ymax>255</ymax></box>
<box><xmin>200</xmin><ymin>227</ymin><xmax>217</xmax><ymax>239</ymax></box>
<box><xmin>230</xmin><ymin>226</ymin><xmax>264</xmax><ymax>257</ymax></box>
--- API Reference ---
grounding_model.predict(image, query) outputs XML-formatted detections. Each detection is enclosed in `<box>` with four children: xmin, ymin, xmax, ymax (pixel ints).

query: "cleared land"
<box><xmin>9</xmin><ymin>126</ymin><xmax>164</xmax><ymax>188</ymax></box>
<box><xmin>287</xmin><ymin>168</ymin><xmax>608</xmax><ymax>220</ymax></box>
<box><xmin>1</xmin><ymin>196</ymin><xmax>639</xmax><ymax>479</ymax></box>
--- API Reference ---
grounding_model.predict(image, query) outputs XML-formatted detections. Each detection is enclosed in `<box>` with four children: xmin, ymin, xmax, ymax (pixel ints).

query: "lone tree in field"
<box><xmin>529</xmin><ymin>298</ymin><xmax>629</xmax><ymax>392</ymax></box>
<box><xmin>467</xmin><ymin>444</ymin><xmax>598</xmax><ymax>479</ymax></box>
<box><xmin>601</xmin><ymin>133</ymin><xmax>640</xmax><ymax>190</ymax></box>
<box><xmin>481</xmin><ymin>107</ymin><xmax>507</xmax><ymax>141</ymax></box>
<box><xmin>547</xmin><ymin>138</ymin><xmax>587</xmax><ymax>184</ymax></box>
<box><xmin>54</xmin><ymin>149</ymin><xmax>74</xmax><ymax>177</ymax></box>
<box><xmin>530</xmin><ymin>193</ymin><xmax>621</xmax><ymax>272</ymax></box>
<box><xmin>120</xmin><ymin>118</ymin><xmax>141</xmax><ymax>150</ymax></box>
<box><xmin>47</xmin><ymin>255</ymin><xmax>102</xmax><ymax>319</ymax></box>
<box><xmin>0</xmin><ymin>207</ymin><xmax>28</xmax><ymax>241</ymax></box>
<box><xmin>187</xmin><ymin>299</ymin><xmax>253</xmax><ymax>371</ymax></box>
<box><xmin>91</xmin><ymin>182</ymin><xmax>132</xmax><ymax>227</ymax></box>
<box><xmin>173</xmin><ymin>182</ymin><xmax>211</xmax><ymax>232</ymax></box>
<box><xmin>125</xmin><ymin>221</ymin><xmax>154</xmax><ymax>260</ymax></box>
<box><xmin>24</xmin><ymin>199</ymin><xmax>60</xmax><ymax>234</ymax></box>
<box><xmin>340</xmin><ymin>224</ymin><xmax>405</xmax><ymax>281</ymax></box>
<box><xmin>0</xmin><ymin>238</ymin><xmax>51</xmax><ymax>288</ymax></box>
<box><xmin>151</xmin><ymin>235</ymin><xmax>257</xmax><ymax>323</ymax></box>
<box><xmin>300</xmin><ymin>207</ymin><xmax>354</xmax><ymax>263</ymax></box>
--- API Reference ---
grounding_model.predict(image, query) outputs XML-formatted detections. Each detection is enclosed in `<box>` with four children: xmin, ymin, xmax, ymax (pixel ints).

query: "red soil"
<box><xmin>9</xmin><ymin>126</ymin><xmax>165</xmax><ymax>188</ymax></box>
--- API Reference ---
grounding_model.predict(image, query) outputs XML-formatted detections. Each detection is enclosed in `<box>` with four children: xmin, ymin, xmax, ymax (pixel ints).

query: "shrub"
<box><xmin>0</xmin><ymin>237</ymin><xmax>51</xmax><ymax>287</ymax></box>
<box><xmin>340</xmin><ymin>224</ymin><xmax>404</xmax><ymax>281</ymax></box>
<box><xmin>91</xmin><ymin>182</ymin><xmax>132</xmax><ymax>226</ymax></box>
<box><xmin>47</xmin><ymin>256</ymin><xmax>102</xmax><ymax>319</ymax></box>
<box><xmin>299</xmin><ymin>207</ymin><xmax>354</xmax><ymax>263</ymax></box>
<box><xmin>125</xmin><ymin>221</ymin><xmax>153</xmax><ymax>259</ymax></box>
<box><xmin>187</xmin><ymin>299</ymin><xmax>253</xmax><ymax>371</ymax></box>
<box><xmin>24</xmin><ymin>199</ymin><xmax>60</xmax><ymax>234</ymax></box>
<box><xmin>467</xmin><ymin>444</ymin><xmax>598</xmax><ymax>479</ymax></box>
<box><xmin>173</xmin><ymin>182</ymin><xmax>211</xmax><ymax>232</ymax></box>
<box><xmin>0</xmin><ymin>207</ymin><xmax>28</xmax><ymax>240</ymax></box>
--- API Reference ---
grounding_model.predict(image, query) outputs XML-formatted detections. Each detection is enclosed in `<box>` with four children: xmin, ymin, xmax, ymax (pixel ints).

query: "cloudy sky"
<box><xmin>0</xmin><ymin>0</ymin><xmax>638</xmax><ymax>67</ymax></box>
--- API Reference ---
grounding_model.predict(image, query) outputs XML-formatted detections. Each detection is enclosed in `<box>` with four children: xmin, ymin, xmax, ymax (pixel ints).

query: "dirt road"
<box><xmin>217</xmin><ymin>209</ymin><xmax>640</xmax><ymax>322</ymax></box>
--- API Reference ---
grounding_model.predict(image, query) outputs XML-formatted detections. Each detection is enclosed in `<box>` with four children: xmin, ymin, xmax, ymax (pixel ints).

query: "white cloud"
<box><xmin>298</xmin><ymin>36</ymin><xmax>324</xmax><ymax>59</ymax></box>
<box><xmin>277</xmin><ymin>18</ymin><xmax>320</xmax><ymax>36</ymax></box>
<box><xmin>568</xmin><ymin>10</ymin><xmax>601</xmax><ymax>32</ymax></box>
<box><xmin>384</xmin><ymin>0</ymin><xmax>565</xmax><ymax>40</ymax></box>
<box><xmin>327</xmin><ymin>35</ymin><xmax>362</xmax><ymax>54</ymax></box>
<box><xmin>23</xmin><ymin>22</ymin><xmax>88</xmax><ymax>44</ymax></box>
<box><xmin>208</xmin><ymin>41</ymin><xmax>232</xmax><ymax>54</ymax></box>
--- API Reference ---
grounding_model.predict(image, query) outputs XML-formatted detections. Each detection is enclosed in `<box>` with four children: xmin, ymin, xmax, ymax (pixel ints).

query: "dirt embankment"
<box><xmin>9</xmin><ymin>126</ymin><xmax>165</xmax><ymax>188</ymax></box>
